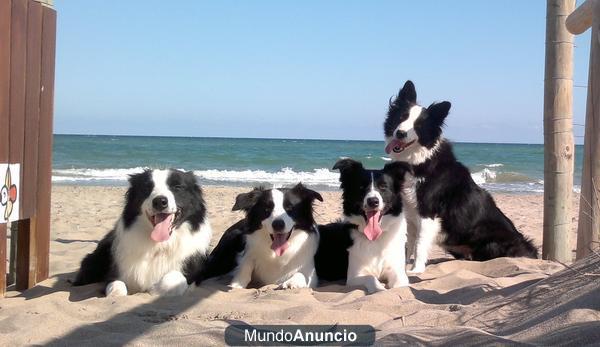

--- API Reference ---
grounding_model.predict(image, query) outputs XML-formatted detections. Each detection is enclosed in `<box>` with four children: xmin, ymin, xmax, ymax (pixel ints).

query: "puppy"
<box><xmin>315</xmin><ymin>159</ymin><xmax>410</xmax><ymax>294</ymax></box>
<box><xmin>73</xmin><ymin>169</ymin><xmax>212</xmax><ymax>296</ymax></box>
<box><xmin>384</xmin><ymin>80</ymin><xmax>538</xmax><ymax>274</ymax></box>
<box><xmin>197</xmin><ymin>183</ymin><xmax>322</xmax><ymax>289</ymax></box>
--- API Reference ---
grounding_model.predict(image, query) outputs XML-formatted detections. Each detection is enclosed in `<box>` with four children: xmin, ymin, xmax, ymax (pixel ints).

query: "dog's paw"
<box><xmin>365</xmin><ymin>282</ymin><xmax>387</xmax><ymax>294</ymax></box>
<box><xmin>279</xmin><ymin>274</ymin><xmax>308</xmax><ymax>290</ymax></box>
<box><xmin>153</xmin><ymin>271</ymin><xmax>189</xmax><ymax>296</ymax></box>
<box><xmin>106</xmin><ymin>280</ymin><xmax>128</xmax><ymax>297</ymax></box>
<box><xmin>389</xmin><ymin>275</ymin><xmax>410</xmax><ymax>288</ymax></box>
<box><xmin>407</xmin><ymin>264</ymin><xmax>426</xmax><ymax>275</ymax></box>
<box><xmin>229</xmin><ymin>282</ymin><xmax>245</xmax><ymax>289</ymax></box>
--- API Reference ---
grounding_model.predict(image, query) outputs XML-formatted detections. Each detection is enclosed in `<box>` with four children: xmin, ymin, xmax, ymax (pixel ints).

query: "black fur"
<box><xmin>72</xmin><ymin>230</ymin><xmax>117</xmax><ymax>286</ymax></box>
<box><xmin>73</xmin><ymin>169</ymin><xmax>208</xmax><ymax>287</ymax></box>
<box><xmin>385</xmin><ymin>81</ymin><xmax>538</xmax><ymax>260</ymax></box>
<box><xmin>412</xmin><ymin>141</ymin><xmax>538</xmax><ymax>259</ymax></box>
<box><xmin>195</xmin><ymin>183</ymin><xmax>322</xmax><ymax>285</ymax></box>
<box><xmin>314</xmin><ymin>222</ymin><xmax>354</xmax><ymax>281</ymax></box>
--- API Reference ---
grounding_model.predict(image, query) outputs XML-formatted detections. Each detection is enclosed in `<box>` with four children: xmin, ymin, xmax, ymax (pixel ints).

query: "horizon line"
<box><xmin>53</xmin><ymin>132</ymin><xmax>552</xmax><ymax>146</ymax></box>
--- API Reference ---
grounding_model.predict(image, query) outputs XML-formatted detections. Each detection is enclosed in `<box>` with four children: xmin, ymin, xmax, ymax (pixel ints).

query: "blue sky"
<box><xmin>53</xmin><ymin>1</ymin><xmax>591</xmax><ymax>143</ymax></box>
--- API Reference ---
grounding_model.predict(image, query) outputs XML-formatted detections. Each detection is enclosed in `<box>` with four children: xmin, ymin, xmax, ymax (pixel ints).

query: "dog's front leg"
<box><xmin>408</xmin><ymin>217</ymin><xmax>441</xmax><ymax>274</ymax></box>
<box><xmin>279</xmin><ymin>272</ymin><xmax>309</xmax><ymax>289</ymax></box>
<box><xmin>230</xmin><ymin>260</ymin><xmax>253</xmax><ymax>289</ymax></box>
<box><xmin>347</xmin><ymin>275</ymin><xmax>386</xmax><ymax>294</ymax></box>
<box><xmin>152</xmin><ymin>270</ymin><xmax>189</xmax><ymax>296</ymax></box>
<box><xmin>406</xmin><ymin>219</ymin><xmax>418</xmax><ymax>263</ymax></box>
<box><xmin>105</xmin><ymin>280</ymin><xmax>128</xmax><ymax>297</ymax></box>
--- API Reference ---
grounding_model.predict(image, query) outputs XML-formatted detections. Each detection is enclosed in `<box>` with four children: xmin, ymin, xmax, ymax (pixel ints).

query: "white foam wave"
<box><xmin>53</xmin><ymin>167</ymin><xmax>341</xmax><ymax>187</ymax></box>
<box><xmin>484</xmin><ymin>163</ymin><xmax>504</xmax><ymax>168</ymax></box>
<box><xmin>471</xmin><ymin>168</ymin><xmax>497</xmax><ymax>185</ymax></box>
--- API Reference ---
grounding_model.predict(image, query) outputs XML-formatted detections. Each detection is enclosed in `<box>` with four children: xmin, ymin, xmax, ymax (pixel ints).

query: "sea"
<box><xmin>52</xmin><ymin>135</ymin><xmax>584</xmax><ymax>194</ymax></box>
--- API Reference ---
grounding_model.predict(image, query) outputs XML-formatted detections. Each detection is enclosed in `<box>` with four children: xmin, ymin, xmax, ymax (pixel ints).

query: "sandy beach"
<box><xmin>1</xmin><ymin>185</ymin><xmax>598</xmax><ymax>346</ymax></box>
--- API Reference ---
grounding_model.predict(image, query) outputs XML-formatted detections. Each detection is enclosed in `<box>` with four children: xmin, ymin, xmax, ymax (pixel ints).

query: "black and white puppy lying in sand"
<box><xmin>73</xmin><ymin>169</ymin><xmax>212</xmax><ymax>296</ymax></box>
<box><xmin>315</xmin><ymin>159</ymin><xmax>410</xmax><ymax>294</ymax></box>
<box><xmin>384</xmin><ymin>80</ymin><xmax>538</xmax><ymax>274</ymax></box>
<box><xmin>196</xmin><ymin>183</ymin><xmax>322</xmax><ymax>289</ymax></box>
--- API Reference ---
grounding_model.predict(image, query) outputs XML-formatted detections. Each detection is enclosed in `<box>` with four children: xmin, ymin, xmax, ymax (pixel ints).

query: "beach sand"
<box><xmin>1</xmin><ymin>185</ymin><xmax>599</xmax><ymax>345</ymax></box>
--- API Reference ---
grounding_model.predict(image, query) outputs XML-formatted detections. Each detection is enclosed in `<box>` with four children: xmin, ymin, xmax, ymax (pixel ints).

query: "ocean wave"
<box><xmin>53</xmin><ymin>166</ymin><xmax>552</xmax><ymax>193</ymax></box>
<box><xmin>53</xmin><ymin>167</ymin><xmax>341</xmax><ymax>187</ymax></box>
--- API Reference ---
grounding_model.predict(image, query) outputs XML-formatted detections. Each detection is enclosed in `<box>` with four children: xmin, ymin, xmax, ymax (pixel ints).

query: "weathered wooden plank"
<box><xmin>15</xmin><ymin>219</ymin><xmax>36</xmax><ymax>290</ymax></box>
<box><xmin>543</xmin><ymin>0</ymin><xmax>575</xmax><ymax>262</ymax></box>
<box><xmin>21</xmin><ymin>0</ymin><xmax>42</xmax><ymax>219</ymax></box>
<box><xmin>576</xmin><ymin>0</ymin><xmax>600</xmax><ymax>259</ymax></box>
<box><xmin>35</xmin><ymin>6</ymin><xmax>57</xmax><ymax>282</ymax></box>
<box><xmin>566</xmin><ymin>0</ymin><xmax>594</xmax><ymax>35</ymax></box>
<box><xmin>9</xmin><ymin>0</ymin><xmax>28</xmax><ymax>220</ymax></box>
<box><xmin>0</xmin><ymin>0</ymin><xmax>11</xmax><ymax>298</ymax></box>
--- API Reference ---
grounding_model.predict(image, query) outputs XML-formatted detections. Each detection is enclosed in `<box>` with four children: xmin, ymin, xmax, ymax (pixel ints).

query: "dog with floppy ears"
<box><xmin>384</xmin><ymin>80</ymin><xmax>538</xmax><ymax>274</ymax></box>
<box><xmin>196</xmin><ymin>183</ymin><xmax>323</xmax><ymax>289</ymax></box>
<box><xmin>315</xmin><ymin>159</ymin><xmax>411</xmax><ymax>294</ymax></box>
<box><xmin>73</xmin><ymin>169</ymin><xmax>212</xmax><ymax>296</ymax></box>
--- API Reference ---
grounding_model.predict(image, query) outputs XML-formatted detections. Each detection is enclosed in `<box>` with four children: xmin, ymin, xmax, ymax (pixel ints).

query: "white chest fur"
<box><xmin>345</xmin><ymin>214</ymin><xmax>407</xmax><ymax>281</ymax></box>
<box><xmin>112</xmin><ymin>218</ymin><xmax>212</xmax><ymax>293</ymax></box>
<box><xmin>240</xmin><ymin>228</ymin><xmax>318</xmax><ymax>286</ymax></box>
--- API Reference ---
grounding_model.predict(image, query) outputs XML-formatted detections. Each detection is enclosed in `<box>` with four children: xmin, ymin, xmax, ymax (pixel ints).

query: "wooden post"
<box><xmin>0</xmin><ymin>0</ymin><xmax>11</xmax><ymax>297</ymax></box>
<box><xmin>543</xmin><ymin>0</ymin><xmax>576</xmax><ymax>262</ymax></box>
<box><xmin>576</xmin><ymin>0</ymin><xmax>600</xmax><ymax>259</ymax></box>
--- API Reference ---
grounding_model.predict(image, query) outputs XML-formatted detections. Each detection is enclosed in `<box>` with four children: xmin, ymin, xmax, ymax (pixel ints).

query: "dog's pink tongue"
<box><xmin>271</xmin><ymin>233</ymin><xmax>289</xmax><ymax>256</ymax></box>
<box><xmin>385</xmin><ymin>139</ymin><xmax>401</xmax><ymax>154</ymax></box>
<box><xmin>151</xmin><ymin>213</ymin><xmax>174</xmax><ymax>242</ymax></box>
<box><xmin>364</xmin><ymin>210</ymin><xmax>383</xmax><ymax>240</ymax></box>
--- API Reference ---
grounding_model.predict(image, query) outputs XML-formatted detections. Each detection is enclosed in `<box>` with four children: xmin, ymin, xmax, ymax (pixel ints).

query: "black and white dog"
<box><xmin>315</xmin><ymin>159</ymin><xmax>410</xmax><ymax>294</ymax></box>
<box><xmin>384</xmin><ymin>81</ymin><xmax>538</xmax><ymax>273</ymax></box>
<box><xmin>196</xmin><ymin>183</ymin><xmax>322</xmax><ymax>289</ymax></box>
<box><xmin>73</xmin><ymin>169</ymin><xmax>212</xmax><ymax>296</ymax></box>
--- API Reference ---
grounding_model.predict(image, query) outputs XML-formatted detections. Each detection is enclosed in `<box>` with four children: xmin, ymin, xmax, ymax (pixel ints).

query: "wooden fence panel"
<box><xmin>9</xmin><ymin>0</ymin><xmax>28</xmax><ymax>221</ymax></box>
<box><xmin>0</xmin><ymin>0</ymin><xmax>11</xmax><ymax>299</ymax></box>
<box><xmin>36</xmin><ymin>6</ymin><xmax>56</xmax><ymax>281</ymax></box>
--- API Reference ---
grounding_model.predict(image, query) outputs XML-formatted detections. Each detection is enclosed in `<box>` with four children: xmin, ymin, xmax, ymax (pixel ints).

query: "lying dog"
<box><xmin>196</xmin><ymin>183</ymin><xmax>322</xmax><ymax>289</ymax></box>
<box><xmin>73</xmin><ymin>169</ymin><xmax>212</xmax><ymax>296</ymax></box>
<box><xmin>315</xmin><ymin>159</ymin><xmax>410</xmax><ymax>294</ymax></box>
<box><xmin>384</xmin><ymin>80</ymin><xmax>538</xmax><ymax>274</ymax></box>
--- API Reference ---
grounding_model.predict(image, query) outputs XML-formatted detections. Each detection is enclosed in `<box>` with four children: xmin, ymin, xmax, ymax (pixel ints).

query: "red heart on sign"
<box><xmin>9</xmin><ymin>185</ymin><xmax>17</xmax><ymax>202</ymax></box>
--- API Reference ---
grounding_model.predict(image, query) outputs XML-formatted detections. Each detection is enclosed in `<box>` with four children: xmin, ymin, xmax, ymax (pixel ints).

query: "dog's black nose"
<box><xmin>272</xmin><ymin>219</ymin><xmax>285</xmax><ymax>232</ymax></box>
<box><xmin>366</xmin><ymin>197</ymin><xmax>380</xmax><ymax>208</ymax></box>
<box><xmin>152</xmin><ymin>196</ymin><xmax>169</xmax><ymax>210</ymax></box>
<box><xmin>395</xmin><ymin>130</ymin><xmax>407</xmax><ymax>139</ymax></box>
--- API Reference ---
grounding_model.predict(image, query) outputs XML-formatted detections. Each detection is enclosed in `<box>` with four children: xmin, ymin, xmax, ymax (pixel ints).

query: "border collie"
<box><xmin>384</xmin><ymin>80</ymin><xmax>538</xmax><ymax>273</ymax></box>
<box><xmin>73</xmin><ymin>169</ymin><xmax>212</xmax><ymax>296</ymax></box>
<box><xmin>315</xmin><ymin>159</ymin><xmax>410</xmax><ymax>294</ymax></box>
<box><xmin>196</xmin><ymin>183</ymin><xmax>322</xmax><ymax>289</ymax></box>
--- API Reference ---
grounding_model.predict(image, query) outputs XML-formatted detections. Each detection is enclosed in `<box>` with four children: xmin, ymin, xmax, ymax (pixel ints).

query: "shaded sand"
<box><xmin>1</xmin><ymin>185</ymin><xmax>598</xmax><ymax>346</ymax></box>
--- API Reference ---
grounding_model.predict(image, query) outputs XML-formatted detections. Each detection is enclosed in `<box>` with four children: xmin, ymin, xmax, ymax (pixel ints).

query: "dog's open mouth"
<box><xmin>385</xmin><ymin>139</ymin><xmax>416</xmax><ymax>154</ymax></box>
<box><xmin>270</xmin><ymin>230</ymin><xmax>293</xmax><ymax>257</ymax></box>
<box><xmin>146</xmin><ymin>210</ymin><xmax>180</xmax><ymax>242</ymax></box>
<box><xmin>363</xmin><ymin>209</ymin><xmax>383</xmax><ymax>241</ymax></box>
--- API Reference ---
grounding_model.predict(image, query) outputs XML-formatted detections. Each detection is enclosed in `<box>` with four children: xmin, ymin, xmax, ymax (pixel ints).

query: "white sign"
<box><xmin>0</xmin><ymin>163</ymin><xmax>20</xmax><ymax>223</ymax></box>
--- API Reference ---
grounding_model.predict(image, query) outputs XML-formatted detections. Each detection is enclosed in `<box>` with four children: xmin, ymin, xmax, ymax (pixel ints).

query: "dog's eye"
<box><xmin>378</xmin><ymin>183</ymin><xmax>388</xmax><ymax>189</ymax></box>
<box><xmin>174</xmin><ymin>185</ymin><xmax>185</xmax><ymax>190</ymax></box>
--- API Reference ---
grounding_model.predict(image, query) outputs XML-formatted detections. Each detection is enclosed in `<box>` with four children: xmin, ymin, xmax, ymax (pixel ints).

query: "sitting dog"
<box><xmin>73</xmin><ymin>169</ymin><xmax>212</xmax><ymax>296</ymax></box>
<box><xmin>315</xmin><ymin>159</ymin><xmax>410</xmax><ymax>294</ymax></box>
<box><xmin>196</xmin><ymin>183</ymin><xmax>322</xmax><ymax>289</ymax></box>
<box><xmin>384</xmin><ymin>80</ymin><xmax>538</xmax><ymax>274</ymax></box>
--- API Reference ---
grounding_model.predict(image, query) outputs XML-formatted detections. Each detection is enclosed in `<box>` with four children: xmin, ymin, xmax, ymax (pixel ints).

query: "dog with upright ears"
<box><xmin>73</xmin><ymin>169</ymin><xmax>212</xmax><ymax>296</ymax></box>
<box><xmin>315</xmin><ymin>159</ymin><xmax>410</xmax><ymax>294</ymax></box>
<box><xmin>196</xmin><ymin>183</ymin><xmax>322</xmax><ymax>290</ymax></box>
<box><xmin>384</xmin><ymin>81</ymin><xmax>538</xmax><ymax>274</ymax></box>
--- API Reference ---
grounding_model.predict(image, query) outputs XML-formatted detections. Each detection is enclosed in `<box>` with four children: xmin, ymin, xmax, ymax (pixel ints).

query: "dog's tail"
<box><xmin>72</xmin><ymin>230</ymin><xmax>116</xmax><ymax>286</ymax></box>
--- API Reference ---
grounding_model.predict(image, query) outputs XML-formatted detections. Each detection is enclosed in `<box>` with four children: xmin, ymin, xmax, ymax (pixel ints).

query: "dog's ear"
<box><xmin>292</xmin><ymin>183</ymin><xmax>323</xmax><ymax>202</ymax></box>
<box><xmin>333</xmin><ymin>158</ymin><xmax>364</xmax><ymax>184</ymax></box>
<box><xmin>427</xmin><ymin>101</ymin><xmax>451</xmax><ymax>125</ymax></box>
<box><xmin>398</xmin><ymin>80</ymin><xmax>417</xmax><ymax>103</ymax></box>
<box><xmin>183</xmin><ymin>170</ymin><xmax>203</xmax><ymax>193</ymax></box>
<box><xmin>232</xmin><ymin>188</ymin><xmax>263</xmax><ymax>211</ymax></box>
<box><xmin>332</xmin><ymin>158</ymin><xmax>363</xmax><ymax>173</ymax></box>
